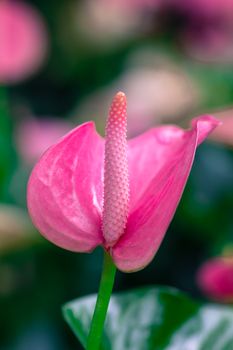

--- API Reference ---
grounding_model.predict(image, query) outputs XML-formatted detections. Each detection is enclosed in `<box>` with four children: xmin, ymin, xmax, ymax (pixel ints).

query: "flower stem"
<box><xmin>86</xmin><ymin>250</ymin><xmax>116</xmax><ymax>350</ymax></box>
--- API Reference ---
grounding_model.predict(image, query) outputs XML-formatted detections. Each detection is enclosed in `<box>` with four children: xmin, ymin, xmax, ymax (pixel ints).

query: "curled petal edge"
<box><xmin>111</xmin><ymin>115</ymin><xmax>221</xmax><ymax>272</ymax></box>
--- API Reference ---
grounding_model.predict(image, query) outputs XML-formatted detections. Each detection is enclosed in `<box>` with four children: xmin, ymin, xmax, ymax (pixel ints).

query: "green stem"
<box><xmin>0</xmin><ymin>85</ymin><xmax>9</xmax><ymax>121</ymax></box>
<box><xmin>86</xmin><ymin>250</ymin><xmax>116</xmax><ymax>350</ymax></box>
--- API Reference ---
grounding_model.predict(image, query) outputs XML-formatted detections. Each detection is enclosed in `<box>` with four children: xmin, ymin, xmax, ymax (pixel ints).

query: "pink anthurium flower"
<box><xmin>27</xmin><ymin>92</ymin><xmax>219</xmax><ymax>272</ymax></box>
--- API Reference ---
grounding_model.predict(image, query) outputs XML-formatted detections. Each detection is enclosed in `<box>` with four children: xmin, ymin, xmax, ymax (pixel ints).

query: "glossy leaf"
<box><xmin>63</xmin><ymin>286</ymin><xmax>233</xmax><ymax>350</ymax></box>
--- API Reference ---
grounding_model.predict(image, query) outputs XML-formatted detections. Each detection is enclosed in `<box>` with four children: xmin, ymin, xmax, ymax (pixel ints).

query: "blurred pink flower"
<box><xmin>27</xmin><ymin>92</ymin><xmax>219</xmax><ymax>272</ymax></box>
<box><xmin>0</xmin><ymin>1</ymin><xmax>48</xmax><ymax>84</ymax></box>
<box><xmin>171</xmin><ymin>0</ymin><xmax>233</xmax><ymax>19</ymax></box>
<box><xmin>0</xmin><ymin>204</ymin><xmax>33</xmax><ymax>254</ymax></box>
<box><xmin>75</xmin><ymin>0</ymin><xmax>161</xmax><ymax>48</ymax></box>
<box><xmin>102</xmin><ymin>0</ymin><xmax>161</xmax><ymax>11</ymax></box>
<box><xmin>118</xmin><ymin>66</ymin><xmax>199</xmax><ymax>136</ymax></box>
<box><xmin>76</xmin><ymin>53</ymin><xmax>200</xmax><ymax>137</ymax></box>
<box><xmin>168</xmin><ymin>0</ymin><xmax>233</xmax><ymax>62</ymax></box>
<box><xmin>16</xmin><ymin>118</ymin><xmax>72</xmax><ymax>164</ymax></box>
<box><xmin>197</xmin><ymin>257</ymin><xmax>233</xmax><ymax>302</ymax></box>
<box><xmin>210</xmin><ymin>109</ymin><xmax>233</xmax><ymax>147</ymax></box>
<box><xmin>182</xmin><ymin>26</ymin><xmax>233</xmax><ymax>63</ymax></box>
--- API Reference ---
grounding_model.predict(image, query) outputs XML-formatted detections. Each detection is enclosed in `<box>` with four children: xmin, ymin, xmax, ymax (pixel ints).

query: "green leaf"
<box><xmin>62</xmin><ymin>287</ymin><xmax>233</xmax><ymax>350</ymax></box>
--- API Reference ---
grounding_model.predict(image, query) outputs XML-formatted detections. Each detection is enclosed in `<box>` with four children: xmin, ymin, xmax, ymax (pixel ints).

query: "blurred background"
<box><xmin>1</xmin><ymin>0</ymin><xmax>233</xmax><ymax>349</ymax></box>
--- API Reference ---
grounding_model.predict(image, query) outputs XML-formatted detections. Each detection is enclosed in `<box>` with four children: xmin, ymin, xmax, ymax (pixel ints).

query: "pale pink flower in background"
<box><xmin>0</xmin><ymin>204</ymin><xmax>33</xmax><ymax>254</ymax></box>
<box><xmin>169</xmin><ymin>0</ymin><xmax>233</xmax><ymax>63</ymax></box>
<box><xmin>170</xmin><ymin>0</ymin><xmax>233</xmax><ymax>19</ymax></box>
<box><xmin>76</xmin><ymin>52</ymin><xmax>199</xmax><ymax>137</ymax></box>
<box><xmin>0</xmin><ymin>1</ymin><xmax>48</xmax><ymax>84</ymax></box>
<box><xmin>210</xmin><ymin>108</ymin><xmax>233</xmax><ymax>147</ymax></box>
<box><xmin>117</xmin><ymin>67</ymin><xmax>199</xmax><ymax>136</ymax></box>
<box><xmin>182</xmin><ymin>27</ymin><xmax>233</xmax><ymax>64</ymax></box>
<box><xmin>74</xmin><ymin>0</ymin><xmax>154</xmax><ymax>48</ymax></box>
<box><xmin>101</xmin><ymin>0</ymin><xmax>161</xmax><ymax>12</ymax></box>
<box><xmin>27</xmin><ymin>92</ymin><xmax>219</xmax><ymax>272</ymax></box>
<box><xmin>16</xmin><ymin>118</ymin><xmax>72</xmax><ymax>164</ymax></box>
<box><xmin>197</xmin><ymin>257</ymin><xmax>233</xmax><ymax>302</ymax></box>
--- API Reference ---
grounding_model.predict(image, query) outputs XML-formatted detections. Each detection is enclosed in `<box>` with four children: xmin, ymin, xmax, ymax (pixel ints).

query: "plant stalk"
<box><xmin>86</xmin><ymin>250</ymin><xmax>116</xmax><ymax>350</ymax></box>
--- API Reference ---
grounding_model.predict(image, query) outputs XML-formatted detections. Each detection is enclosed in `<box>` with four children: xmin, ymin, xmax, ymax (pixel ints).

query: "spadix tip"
<box><xmin>115</xmin><ymin>91</ymin><xmax>126</xmax><ymax>98</ymax></box>
<box><xmin>109</xmin><ymin>92</ymin><xmax>127</xmax><ymax>119</ymax></box>
<box><xmin>112</xmin><ymin>91</ymin><xmax>126</xmax><ymax>105</ymax></box>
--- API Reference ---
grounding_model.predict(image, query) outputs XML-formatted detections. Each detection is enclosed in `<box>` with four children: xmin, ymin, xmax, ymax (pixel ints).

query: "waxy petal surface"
<box><xmin>27</xmin><ymin>122</ymin><xmax>104</xmax><ymax>252</ymax></box>
<box><xmin>112</xmin><ymin>116</ymin><xmax>220</xmax><ymax>272</ymax></box>
<box><xmin>128</xmin><ymin>125</ymin><xmax>184</xmax><ymax>211</ymax></box>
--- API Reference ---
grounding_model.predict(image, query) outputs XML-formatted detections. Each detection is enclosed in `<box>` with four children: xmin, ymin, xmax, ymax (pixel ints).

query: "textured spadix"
<box><xmin>102</xmin><ymin>92</ymin><xmax>129</xmax><ymax>247</ymax></box>
<box><xmin>27</xmin><ymin>92</ymin><xmax>220</xmax><ymax>272</ymax></box>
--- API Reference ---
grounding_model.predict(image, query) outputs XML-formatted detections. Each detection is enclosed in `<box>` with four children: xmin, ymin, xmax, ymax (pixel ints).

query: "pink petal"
<box><xmin>112</xmin><ymin>115</ymin><xmax>220</xmax><ymax>272</ymax></box>
<box><xmin>127</xmin><ymin>125</ymin><xmax>184</xmax><ymax>211</ymax></box>
<box><xmin>27</xmin><ymin>122</ymin><xmax>104</xmax><ymax>252</ymax></box>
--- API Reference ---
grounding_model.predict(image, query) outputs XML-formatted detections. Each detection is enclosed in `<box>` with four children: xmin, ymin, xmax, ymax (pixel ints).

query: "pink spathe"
<box><xmin>27</xmin><ymin>92</ymin><xmax>220</xmax><ymax>272</ymax></box>
<box><xmin>0</xmin><ymin>1</ymin><xmax>48</xmax><ymax>84</ymax></box>
<box><xmin>197</xmin><ymin>257</ymin><xmax>233</xmax><ymax>302</ymax></box>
